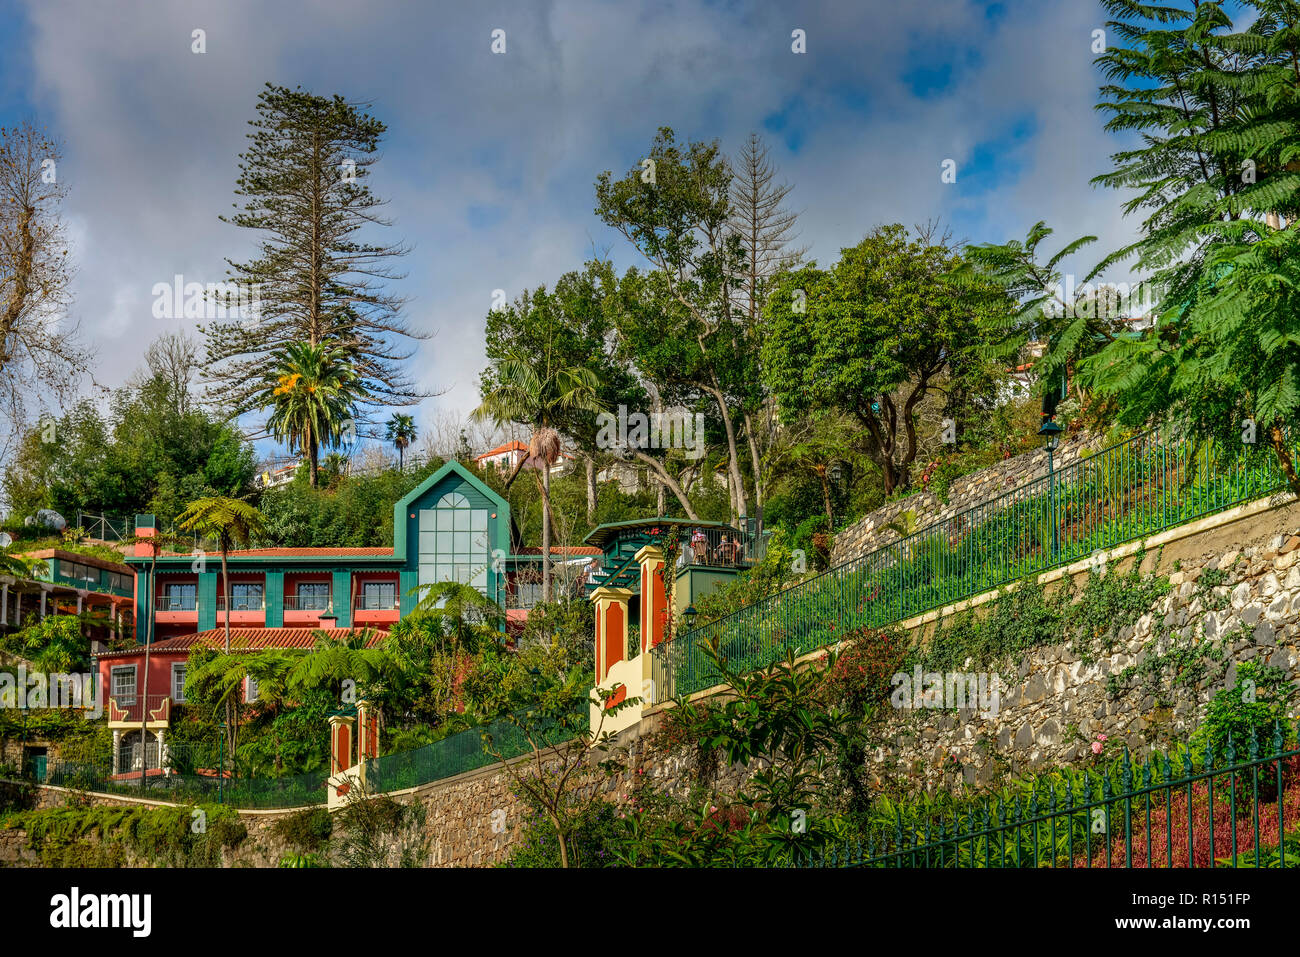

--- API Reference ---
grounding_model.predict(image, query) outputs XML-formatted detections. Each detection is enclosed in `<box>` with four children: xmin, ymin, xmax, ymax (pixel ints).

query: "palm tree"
<box><xmin>176</xmin><ymin>495</ymin><xmax>267</xmax><ymax>762</ymax></box>
<box><xmin>410</xmin><ymin>580</ymin><xmax>504</xmax><ymax>697</ymax></box>
<box><xmin>385</xmin><ymin>413</ymin><xmax>418</xmax><ymax>471</ymax></box>
<box><xmin>257</xmin><ymin>341</ymin><xmax>367</xmax><ymax>487</ymax></box>
<box><xmin>473</xmin><ymin>351</ymin><xmax>604</xmax><ymax>600</ymax></box>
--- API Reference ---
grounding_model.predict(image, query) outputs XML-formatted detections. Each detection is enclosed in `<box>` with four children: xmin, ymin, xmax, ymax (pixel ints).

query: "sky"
<box><xmin>0</xmin><ymin>0</ymin><xmax>1142</xmax><ymax>463</ymax></box>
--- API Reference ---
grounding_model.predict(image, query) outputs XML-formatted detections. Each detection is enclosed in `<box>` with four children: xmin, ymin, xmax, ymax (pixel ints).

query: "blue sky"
<box><xmin>0</xmin><ymin>0</ymin><xmax>1140</xmax><ymax>462</ymax></box>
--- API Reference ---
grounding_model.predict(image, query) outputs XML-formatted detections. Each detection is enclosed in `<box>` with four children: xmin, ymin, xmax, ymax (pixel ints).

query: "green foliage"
<box><xmin>6</xmin><ymin>802</ymin><xmax>246</xmax><ymax>867</ymax></box>
<box><xmin>1080</xmin><ymin>1</ymin><xmax>1300</xmax><ymax>491</ymax></box>
<box><xmin>1191</xmin><ymin>661</ymin><xmax>1298</xmax><ymax>761</ymax></box>
<box><xmin>2</xmin><ymin>367</ymin><xmax>256</xmax><ymax>523</ymax></box>
<box><xmin>501</xmin><ymin>794</ymin><xmax>621</xmax><ymax>868</ymax></box>
<box><xmin>256</xmin><ymin>461</ymin><xmax>436</xmax><ymax>547</ymax></box>
<box><xmin>333</xmin><ymin>789</ymin><xmax>429</xmax><ymax>868</ymax></box>
<box><xmin>206</xmin><ymin>82</ymin><xmax>418</xmax><ymax>420</ymax></box>
<box><xmin>0</xmin><ymin>615</ymin><xmax>94</xmax><ymax>672</ymax></box>
<box><xmin>256</xmin><ymin>341</ymin><xmax>368</xmax><ymax>487</ymax></box>
<box><xmin>614</xmin><ymin>643</ymin><xmax>856</xmax><ymax>866</ymax></box>
<box><xmin>763</xmin><ymin>224</ymin><xmax>1012</xmax><ymax>495</ymax></box>
<box><xmin>272</xmin><ymin>806</ymin><xmax>333</xmax><ymax>853</ymax></box>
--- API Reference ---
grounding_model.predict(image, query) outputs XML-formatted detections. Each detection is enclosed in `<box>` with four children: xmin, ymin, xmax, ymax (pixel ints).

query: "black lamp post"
<box><xmin>1038</xmin><ymin>418</ymin><xmax>1064</xmax><ymax>558</ymax></box>
<box><xmin>683</xmin><ymin>604</ymin><xmax>698</xmax><ymax>634</ymax></box>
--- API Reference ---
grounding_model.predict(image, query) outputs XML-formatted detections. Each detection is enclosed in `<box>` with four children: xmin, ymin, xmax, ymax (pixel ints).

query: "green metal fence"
<box><xmin>363</xmin><ymin>709</ymin><xmax>582</xmax><ymax>794</ymax></box>
<box><xmin>798</xmin><ymin>727</ymin><xmax>1300</xmax><ymax>868</ymax></box>
<box><xmin>653</xmin><ymin>430</ymin><xmax>1290</xmax><ymax>700</ymax></box>
<box><xmin>41</xmin><ymin>760</ymin><xmax>330</xmax><ymax>808</ymax></box>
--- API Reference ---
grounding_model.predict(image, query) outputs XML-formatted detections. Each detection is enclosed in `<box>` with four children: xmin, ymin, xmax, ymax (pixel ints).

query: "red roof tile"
<box><xmin>94</xmin><ymin>627</ymin><xmax>385</xmax><ymax>658</ymax></box>
<box><xmin>476</xmin><ymin>440</ymin><xmax>529</xmax><ymax>459</ymax></box>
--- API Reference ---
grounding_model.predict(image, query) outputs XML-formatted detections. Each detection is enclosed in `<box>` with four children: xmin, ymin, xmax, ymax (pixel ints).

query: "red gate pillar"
<box><xmin>329</xmin><ymin>714</ymin><xmax>354</xmax><ymax>776</ymax></box>
<box><xmin>356</xmin><ymin>699</ymin><xmax>379</xmax><ymax>762</ymax></box>
<box><xmin>635</xmin><ymin>544</ymin><xmax>668</xmax><ymax>652</ymax></box>
<box><xmin>591</xmin><ymin>585</ymin><xmax>633</xmax><ymax>684</ymax></box>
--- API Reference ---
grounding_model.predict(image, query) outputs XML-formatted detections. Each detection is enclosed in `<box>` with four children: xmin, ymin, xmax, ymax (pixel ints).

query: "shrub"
<box><xmin>272</xmin><ymin>806</ymin><xmax>333</xmax><ymax>853</ymax></box>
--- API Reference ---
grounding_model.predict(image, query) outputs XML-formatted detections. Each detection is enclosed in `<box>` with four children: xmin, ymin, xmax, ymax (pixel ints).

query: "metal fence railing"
<box><xmin>798</xmin><ymin>728</ymin><xmax>1300</xmax><ymax>868</ymax></box>
<box><xmin>653</xmin><ymin>430</ymin><xmax>1292</xmax><ymax>700</ymax></box>
<box><xmin>364</xmin><ymin>709</ymin><xmax>582</xmax><ymax>794</ymax></box>
<box><xmin>39</xmin><ymin>759</ymin><xmax>330</xmax><ymax>809</ymax></box>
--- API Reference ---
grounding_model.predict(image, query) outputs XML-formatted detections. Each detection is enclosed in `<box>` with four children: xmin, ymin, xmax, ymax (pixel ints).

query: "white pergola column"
<box><xmin>76</xmin><ymin>589</ymin><xmax>86</xmax><ymax>614</ymax></box>
<box><xmin>1</xmin><ymin>583</ymin><xmax>7</xmax><ymax>625</ymax></box>
<box><xmin>111</xmin><ymin>730</ymin><xmax>122</xmax><ymax>775</ymax></box>
<box><xmin>39</xmin><ymin>585</ymin><xmax>49</xmax><ymax>619</ymax></box>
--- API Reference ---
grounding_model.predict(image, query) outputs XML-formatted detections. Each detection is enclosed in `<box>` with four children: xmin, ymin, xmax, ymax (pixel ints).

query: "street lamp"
<box><xmin>683</xmin><ymin>604</ymin><xmax>698</xmax><ymax>633</ymax></box>
<box><xmin>1038</xmin><ymin>417</ymin><xmax>1064</xmax><ymax>558</ymax></box>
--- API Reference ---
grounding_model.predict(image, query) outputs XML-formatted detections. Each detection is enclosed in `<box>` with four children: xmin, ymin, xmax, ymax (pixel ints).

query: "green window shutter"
<box><xmin>198</xmin><ymin>572</ymin><xmax>217</xmax><ymax>631</ymax></box>
<box><xmin>332</xmin><ymin>570</ymin><xmax>352</xmax><ymax>627</ymax></box>
<box><xmin>265</xmin><ymin>571</ymin><xmax>284</xmax><ymax>628</ymax></box>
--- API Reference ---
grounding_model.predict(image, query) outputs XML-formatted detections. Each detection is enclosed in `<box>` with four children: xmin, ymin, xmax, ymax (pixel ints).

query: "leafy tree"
<box><xmin>256</xmin><ymin>341</ymin><xmax>366</xmax><ymax>488</ymax></box>
<box><xmin>1080</xmin><ymin>0</ymin><xmax>1300</xmax><ymax>490</ymax></box>
<box><xmin>596</xmin><ymin>127</ymin><xmax>753</xmax><ymax>518</ymax></box>
<box><xmin>205</xmin><ymin>83</ymin><xmax>424</xmax><ymax>424</ymax></box>
<box><xmin>473</xmin><ymin>339</ymin><xmax>603</xmax><ymax>600</ymax></box>
<box><xmin>384</xmin><ymin>413</ymin><xmax>417</xmax><ymax>471</ymax></box>
<box><xmin>483</xmin><ymin>262</ymin><xmax>642</xmax><ymax>523</ymax></box>
<box><xmin>764</xmin><ymin>225</ymin><xmax>1010</xmax><ymax>495</ymax></box>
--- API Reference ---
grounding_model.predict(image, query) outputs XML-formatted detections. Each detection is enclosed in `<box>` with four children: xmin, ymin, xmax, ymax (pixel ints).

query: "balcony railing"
<box><xmin>107</xmin><ymin>693</ymin><xmax>171</xmax><ymax>725</ymax></box>
<box><xmin>678</xmin><ymin>526</ymin><xmax>760</xmax><ymax>569</ymax></box>
<box><xmin>216</xmin><ymin>596</ymin><xmax>265</xmax><ymax>611</ymax></box>
<box><xmin>353</xmin><ymin>596</ymin><xmax>400</xmax><ymax>612</ymax></box>
<box><xmin>155</xmin><ymin>596</ymin><xmax>197</xmax><ymax>612</ymax></box>
<box><xmin>282</xmin><ymin>595</ymin><xmax>331</xmax><ymax>611</ymax></box>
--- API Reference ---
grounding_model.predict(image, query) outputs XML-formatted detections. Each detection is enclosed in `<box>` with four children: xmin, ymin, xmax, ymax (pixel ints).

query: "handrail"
<box><xmin>651</xmin><ymin>429</ymin><xmax>1291</xmax><ymax>700</ymax></box>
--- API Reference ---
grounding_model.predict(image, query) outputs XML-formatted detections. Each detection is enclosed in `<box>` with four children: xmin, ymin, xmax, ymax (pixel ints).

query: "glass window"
<box><xmin>419</xmin><ymin>491</ymin><xmax>492</xmax><ymax>596</ymax></box>
<box><xmin>171</xmin><ymin>664</ymin><xmax>187</xmax><ymax>704</ymax></box>
<box><xmin>296</xmin><ymin>582</ymin><xmax>330</xmax><ymax>610</ymax></box>
<box><xmin>111</xmin><ymin>666</ymin><xmax>137</xmax><ymax>704</ymax></box>
<box><xmin>362</xmin><ymin>582</ymin><xmax>396</xmax><ymax>609</ymax></box>
<box><xmin>163</xmin><ymin>583</ymin><xmax>196</xmax><ymax>610</ymax></box>
<box><xmin>230</xmin><ymin>583</ymin><xmax>264</xmax><ymax>610</ymax></box>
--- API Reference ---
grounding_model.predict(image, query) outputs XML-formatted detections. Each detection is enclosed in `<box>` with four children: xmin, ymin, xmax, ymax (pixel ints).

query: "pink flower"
<box><xmin>1091</xmin><ymin>741</ymin><xmax>1104</xmax><ymax>754</ymax></box>
<box><xmin>1096</xmin><ymin>733</ymin><xmax>1107</xmax><ymax>741</ymax></box>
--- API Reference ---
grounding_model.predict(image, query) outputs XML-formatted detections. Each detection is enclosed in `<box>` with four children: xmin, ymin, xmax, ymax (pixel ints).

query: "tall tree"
<box><xmin>728</xmin><ymin>132</ymin><xmax>805</xmax><ymax>510</ymax></box>
<box><xmin>596</xmin><ymin>127</ymin><xmax>752</xmax><ymax>520</ymax></box>
<box><xmin>474</xmin><ymin>332</ymin><xmax>603</xmax><ymax>600</ymax></box>
<box><xmin>483</xmin><ymin>262</ymin><xmax>650</xmax><ymax>523</ymax></box>
<box><xmin>764</xmin><ymin>225</ymin><xmax>1009</xmax><ymax>495</ymax></box>
<box><xmin>0</xmin><ymin>120</ymin><xmax>83</xmax><ymax>458</ymax></box>
<box><xmin>256</xmin><ymin>340</ymin><xmax>367</xmax><ymax>487</ymax></box>
<box><xmin>385</xmin><ymin>413</ymin><xmax>417</xmax><ymax>471</ymax></box>
<box><xmin>205</xmin><ymin>84</ymin><xmax>425</xmax><ymax>428</ymax></box>
<box><xmin>1082</xmin><ymin>0</ymin><xmax>1300</xmax><ymax>490</ymax></box>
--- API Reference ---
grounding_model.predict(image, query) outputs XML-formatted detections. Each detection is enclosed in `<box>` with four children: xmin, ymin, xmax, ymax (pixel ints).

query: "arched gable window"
<box><xmin>418</xmin><ymin>488</ymin><xmax>490</xmax><ymax>593</ymax></box>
